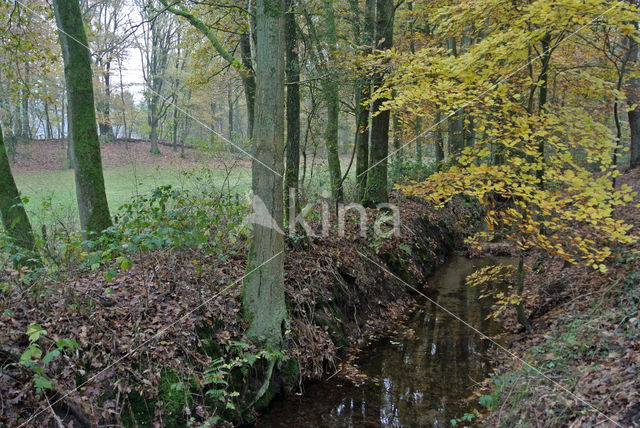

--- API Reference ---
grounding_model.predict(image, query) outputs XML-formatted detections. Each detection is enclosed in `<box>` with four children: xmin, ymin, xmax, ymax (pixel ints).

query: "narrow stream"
<box><xmin>257</xmin><ymin>256</ymin><xmax>514</xmax><ymax>427</ymax></box>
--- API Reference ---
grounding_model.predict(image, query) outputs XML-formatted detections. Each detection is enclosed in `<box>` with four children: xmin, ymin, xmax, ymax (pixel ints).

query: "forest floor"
<box><xmin>476</xmin><ymin>168</ymin><xmax>640</xmax><ymax>427</ymax></box>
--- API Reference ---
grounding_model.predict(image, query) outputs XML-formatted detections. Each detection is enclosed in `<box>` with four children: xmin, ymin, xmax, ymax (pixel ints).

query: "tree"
<box><xmin>160</xmin><ymin>0</ymin><xmax>257</xmax><ymax>139</ymax></box>
<box><xmin>302</xmin><ymin>0</ymin><xmax>343</xmax><ymax>203</ymax></box>
<box><xmin>137</xmin><ymin>1</ymin><xmax>177</xmax><ymax>155</ymax></box>
<box><xmin>243</xmin><ymin>0</ymin><xmax>288</xmax><ymax>346</ymax></box>
<box><xmin>53</xmin><ymin>0</ymin><xmax>113</xmax><ymax>235</ymax></box>
<box><xmin>0</xmin><ymin>125</ymin><xmax>37</xmax><ymax>258</ymax></box>
<box><xmin>390</xmin><ymin>0</ymin><xmax>639</xmax><ymax>329</ymax></box>
<box><xmin>352</xmin><ymin>0</ymin><xmax>375</xmax><ymax>201</ymax></box>
<box><xmin>364</xmin><ymin>0</ymin><xmax>394</xmax><ymax>206</ymax></box>
<box><xmin>284</xmin><ymin>0</ymin><xmax>301</xmax><ymax>219</ymax></box>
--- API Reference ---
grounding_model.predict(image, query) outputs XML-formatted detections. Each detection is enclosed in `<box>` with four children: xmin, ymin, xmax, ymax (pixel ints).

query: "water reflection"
<box><xmin>257</xmin><ymin>256</ymin><xmax>513</xmax><ymax>427</ymax></box>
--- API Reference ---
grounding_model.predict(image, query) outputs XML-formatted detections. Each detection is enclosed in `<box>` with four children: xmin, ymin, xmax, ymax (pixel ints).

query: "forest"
<box><xmin>1</xmin><ymin>0</ymin><xmax>640</xmax><ymax>426</ymax></box>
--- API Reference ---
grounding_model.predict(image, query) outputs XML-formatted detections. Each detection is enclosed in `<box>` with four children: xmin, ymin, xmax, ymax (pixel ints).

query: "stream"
<box><xmin>256</xmin><ymin>255</ymin><xmax>514</xmax><ymax>427</ymax></box>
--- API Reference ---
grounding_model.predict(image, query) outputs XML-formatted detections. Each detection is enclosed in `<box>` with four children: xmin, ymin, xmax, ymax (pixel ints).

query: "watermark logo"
<box><xmin>244</xmin><ymin>188</ymin><xmax>400</xmax><ymax>238</ymax></box>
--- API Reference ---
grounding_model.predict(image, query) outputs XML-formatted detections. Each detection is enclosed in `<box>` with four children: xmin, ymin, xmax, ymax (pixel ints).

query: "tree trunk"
<box><xmin>322</xmin><ymin>0</ymin><xmax>343</xmax><ymax>203</ymax></box>
<box><xmin>355</xmin><ymin>0</ymin><xmax>374</xmax><ymax>201</ymax></box>
<box><xmin>53</xmin><ymin>0</ymin><xmax>113</xmax><ymax>236</ymax></box>
<box><xmin>0</xmin><ymin>125</ymin><xmax>37</xmax><ymax>259</ymax></box>
<box><xmin>44</xmin><ymin>101</ymin><xmax>53</xmax><ymax>140</ymax></box>
<box><xmin>149</xmin><ymin>100</ymin><xmax>161</xmax><ymax>155</ymax></box>
<box><xmin>172</xmin><ymin>105</ymin><xmax>179</xmax><ymax>151</ymax></box>
<box><xmin>284</xmin><ymin>0</ymin><xmax>300</xmax><ymax>220</ymax></box>
<box><xmin>628</xmin><ymin>21</ymin><xmax>640</xmax><ymax>170</ymax></box>
<box><xmin>243</xmin><ymin>0</ymin><xmax>288</xmax><ymax>347</ymax></box>
<box><xmin>364</xmin><ymin>0</ymin><xmax>394</xmax><ymax>206</ymax></box>
<box><xmin>392</xmin><ymin>113</ymin><xmax>402</xmax><ymax>175</ymax></box>
<box><xmin>241</xmin><ymin>33</ymin><xmax>256</xmax><ymax>139</ymax></box>
<box><xmin>434</xmin><ymin>111</ymin><xmax>444</xmax><ymax>170</ymax></box>
<box><xmin>227</xmin><ymin>86</ymin><xmax>235</xmax><ymax>139</ymax></box>
<box><xmin>98</xmin><ymin>62</ymin><xmax>115</xmax><ymax>142</ymax></box>
<box><xmin>537</xmin><ymin>32</ymin><xmax>551</xmax><ymax>189</ymax></box>
<box><xmin>415</xmin><ymin>117</ymin><xmax>422</xmax><ymax>165</ymax></box>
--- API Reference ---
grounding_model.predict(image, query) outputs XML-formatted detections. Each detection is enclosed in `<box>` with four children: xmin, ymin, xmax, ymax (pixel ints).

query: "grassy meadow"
<box><xmin>14</xmin><ymin>162</ymin><xmax>252</xmax><ymax>229</ymax></box>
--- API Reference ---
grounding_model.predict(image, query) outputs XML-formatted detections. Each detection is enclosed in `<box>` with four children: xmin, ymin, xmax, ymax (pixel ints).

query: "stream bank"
<box><xmin>257</xmin><ymin>255</ymin><xmax>514</xmax><ymax>427</ymax></box>
<box><xmin>0</xmin><ymin>194</ymin><xmax>481</xmax><ymax>426</ymax></box>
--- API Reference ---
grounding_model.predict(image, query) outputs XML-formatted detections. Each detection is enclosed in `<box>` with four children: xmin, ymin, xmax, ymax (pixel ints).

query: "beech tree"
<box><xmin>391</xmin><ymin>0</ymin><xmax>639</xmax><ymax>328</ymax></box>
<box><xmin>364</xmin><ymin>0</ymin><xmax>395</xmax><ymax>206</ymax></box>
<box><xmin>284</xmin><ymin>0</ymin><xmax>301</xmax><ymax>218</ymax></box>
<box><xmin>53</xmin><ymin>0</ymin><xmax>113</xmax><ymax>235</ymax></box>
<box><xmin>243</xmin><ymin>0</ymin><xmax>288</xmax><ymax>346</ymax></box>
<box><xmin>0</xmin><ymin>125</ymin><xmax>36</xmax><ymax>257</ymax></box>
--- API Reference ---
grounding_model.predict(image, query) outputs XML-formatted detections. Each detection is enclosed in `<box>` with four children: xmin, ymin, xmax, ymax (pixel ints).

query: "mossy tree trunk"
<box><xmin>284</xmin><ymin>0</ymin><xmax>300</xmax><ymax>220</ymax></box>
<box><xmin>322</xmin><ymin>0</ymin><xmax>343</xmax><ymax>203</ymax></box>
<box><xmin>243</xmin><ymin>0</ymin><xmax>288</xmax><ymax>347</ymax></box>
<box><xmin>353</xmin><ymin>0</ymin><xmax>375</xmax><ymax>201</ymax></box>
<box><xmin>53</xmin><ymin>0</ymin><xmax>113</xmax><ymax>236</ymax></box>
<box><xmin>364</xmin><ymin>0</ymin><xmax>394</xmax><ymax>206</ymax></box>
<box><xmin>0</xmin><ymin>125</ymin><xmax>37</xmax><ymax>258</ymax></box>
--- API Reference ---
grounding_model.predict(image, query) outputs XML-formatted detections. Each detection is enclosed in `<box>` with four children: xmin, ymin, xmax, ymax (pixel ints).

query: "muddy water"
<box><xmin>256</xmin><ymin>256</ymin><xmax>514</xmax><ymax>427</ymax></box>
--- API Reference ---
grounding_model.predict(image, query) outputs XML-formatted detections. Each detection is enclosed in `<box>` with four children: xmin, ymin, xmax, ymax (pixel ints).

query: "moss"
<box><xmin>280</xmin><ymin>357</ymin><xmax>300</xmax><ymax>388</ymax></box>
<box><xmin>381</xmin><ymin>252</ymin><xmax>412</xmax><ymax>283</ymax></box>
<box><xmin>121</xmin><ymin>391</ymin><xmax>152</xmax><ymax>428</ymax></box>
<box><xmin>196</xmin><ymin>319</ymin><xmax>224</xmax><ymax>359</ymax></box>
<box><xmin>158</xmin><ymin>370</ymin><xmax>190</xmax><ymax>428</ymax></box>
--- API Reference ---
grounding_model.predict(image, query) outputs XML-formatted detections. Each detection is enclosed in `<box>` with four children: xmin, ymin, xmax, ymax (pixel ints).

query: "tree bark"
<box><xmin>53</xmin><ymin>0</ymin><xmax>113</xmax><ymax>236</ymax></box>
<box><xmin>354</xmin><ymin>0</ymin><xmax>374</xmax><ymax>201</ymax></box>
<box><xmin>243</xmin><ymin>0</ymin><xmax>288</xmax><ymax>347</ymax></box>
<box><xmin>284</xmin><ymin>0</ymin><xmax>300</xmax><ymax>220</ymax></box>
<box><xmin>434</xmin><ymin>111</ymin><xmax>444</xmax><ymax>170</ymax></box>
<box><xmin>364</xmin><ymin>0</ymin><xmax>394</xmax><ymax>206</ymax></box>
<box><xmin>628</xmin><ymin>20</ymin><xmax>640</xmax><ymax>170</ymax></box>
<box><xmin>98</xmin><ymin>61</ymin><xmax>115</xmax><ymax>142</ymax></box>
<box><xmin>0</xmin><ymin>125</ymin><xmax>37</xmax><ymax>258</ymax></box>
<box><xmin>322</xmin><ymin>0</ymin><xmax>343</xmax><ymax>203</ymax></box>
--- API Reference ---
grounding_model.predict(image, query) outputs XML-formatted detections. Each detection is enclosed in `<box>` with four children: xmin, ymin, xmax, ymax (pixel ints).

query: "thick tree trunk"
<box><xmin>243</xmin><ymin>0</ymin><xmax>288</xmax><ymax>347</ymax></box>
<box><xmin>0</xmin><ymin>126</ymin><xmax>37</xmax><ymax>261</ymax></box>
<box><xmin>364</xmin><ymin>0</ymin><xmax>394</xmax><ymax>206</ymax></box>
<box><xmin>354</xmin><ymin>82</ymin><xmax>370</xmax><ymax>201</ymax></box>
<box><xmin>53</xmin><ymin>0</ymin><xmax>113</xmax><ymax>236</ymax></box>
<box><xmin>284</xmin><ymin>0</ymin><xmax>300</xmax><ymax>220</ymax></box>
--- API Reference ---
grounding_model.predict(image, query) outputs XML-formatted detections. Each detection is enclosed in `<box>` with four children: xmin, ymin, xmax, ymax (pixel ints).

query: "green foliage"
<box><xmin>451</xmin><ymin>410</ymin><xmax>478</xmax><ymax>426</ymax></box>
<box><xmin>202</xmin><ymin>341</ymin><xmax>285</xmax><ymax>420</ymax></box>
<box><xmin>1</xmin><ymin>184</ymin><xmax>249</xmax><ymax>284</ymax></box>
<box><xmin>11</xmin><ymin>323</ymin><xmax>78</xmax><ymax>394</ymax></box>
<box><xmin>390</xmin><ymin>159</ymin><xmax>438</xmax><ymax>185</ymax></box>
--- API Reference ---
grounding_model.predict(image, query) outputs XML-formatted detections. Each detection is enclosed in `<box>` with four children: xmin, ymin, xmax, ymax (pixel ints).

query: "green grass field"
<box><xmin>14</xmin><ymin>163</ymin><xmax>252</xmax><ymax>229</ymax></box>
